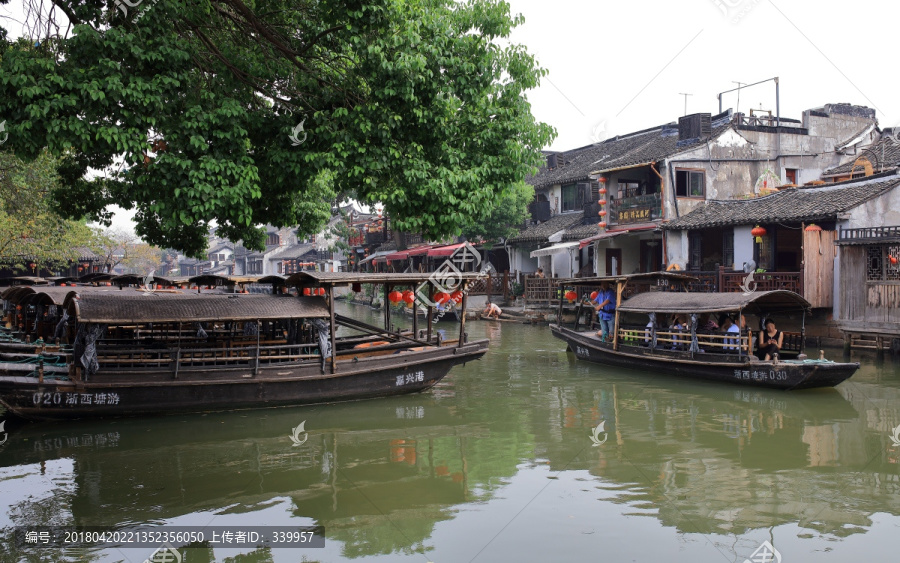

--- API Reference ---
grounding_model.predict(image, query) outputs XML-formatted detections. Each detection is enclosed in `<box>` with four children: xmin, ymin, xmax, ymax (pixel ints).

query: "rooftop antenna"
<box><xmin>678</xmin><ymin>93</ymin><xmax>693</xmax><ymax>116</ymax></box>
<box><xmin>732</xmin><ymin>81</ymin><xmax>746</xmax><ymax>115</ymax></box>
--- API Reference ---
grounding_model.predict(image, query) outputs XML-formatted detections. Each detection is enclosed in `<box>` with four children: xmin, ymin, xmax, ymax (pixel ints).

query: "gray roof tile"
<box><xmin>663</xmin><ymin>175</ymin><xmax>900</xmax><ymax>230</ymax></box>
<box><xmin>508</xmin><ymin>213</ymin><xmax>584</xmax><ymax>244</ymax></box>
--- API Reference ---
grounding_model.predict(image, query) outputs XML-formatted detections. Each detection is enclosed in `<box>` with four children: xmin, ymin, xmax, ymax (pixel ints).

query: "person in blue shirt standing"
<box><xmin>593</xmin><ymin>281</ymin><xmax>616</xmax><ymax>342</ymax></box>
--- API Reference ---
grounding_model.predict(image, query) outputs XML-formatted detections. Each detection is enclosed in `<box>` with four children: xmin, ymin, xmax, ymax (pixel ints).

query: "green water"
<box><xmin>1</xmin><ymin>302</ymin><xmax>899</xmax><ymax>562</ymax></box>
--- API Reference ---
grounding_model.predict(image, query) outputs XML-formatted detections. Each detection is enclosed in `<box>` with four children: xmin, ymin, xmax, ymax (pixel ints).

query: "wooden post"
<box><xmin>411</xmin><ymin>287</ymin><xmax>418</xmax><ymax>337</ymax></box>
<box><xmin>254</xmin><ymin>319</ymin><xmax>261</xmax><ymax>375</ymax></box>
<box><xmin>503</xmin><ymin>271</ymin><xmax>510</xmax><ymax>300</ymax></box>
<box><xmin>329</xmin><ymin>286</ymin><xmax>337</xmax><ymax>373</ymax></box>
<box><xmin>557</xmin><ymin>288</ymin><xmax>565</xmax><ymax>326</ymax></box>
<box><xmin>457</xmin><ymin>292</ymin><xmax>467</xmax><ymax>347</ymax></box>
<box><xmin>612</xmin><ymin>280</ymin><xmax>624</xmax><ymax>351</ymax></box>
<box><xmin>383</xmin><ymin>284</ymin><xmax>391</xmax><ymax>333</ymax></box>
<box><xmin>718</xmin><ymin>265</ymin><xmax>725</xmax><ymax>293</ymax></box>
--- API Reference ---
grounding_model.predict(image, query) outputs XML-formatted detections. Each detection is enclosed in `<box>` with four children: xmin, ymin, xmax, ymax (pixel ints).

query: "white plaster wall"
<box><xmin>845</xmin><ymin>187</ymin><xmax>900</xmax><ymax>228</ymax></box>
<box><xmin>551</xmin><ymin>251</ymin><xmax>575</xmax><ymax>278</ymax></box>
<box><xmin>733</xmin><ymin>225</ymin><xmax>755</xmax><ymax>271</ymax></box>
<box><xmin>665</xmin><ymin>230</ymin><xmax>688</xmax><ymax>268</ymax></box>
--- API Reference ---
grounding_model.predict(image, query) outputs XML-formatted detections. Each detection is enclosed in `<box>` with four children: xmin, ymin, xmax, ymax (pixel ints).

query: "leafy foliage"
<box><xmin>0</xmin><ymin>149</ymin><xmax>98</xmax><ymax>269</ymax></box>
<box><xmin>459</xmin><ymin>180</ymin><xmax>532</xmax><ymax>245</ymax></box>
<box><xmin>0</xmin><ymin>0</ymin><xmax>554</xmax><ymax>256</ymax></box>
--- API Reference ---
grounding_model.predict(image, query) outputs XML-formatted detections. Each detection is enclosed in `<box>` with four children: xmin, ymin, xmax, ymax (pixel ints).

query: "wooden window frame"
<box><xmin>675</xmin><ymin>169</ymin><xmax>705</xmax><ymax>199</ymax></box>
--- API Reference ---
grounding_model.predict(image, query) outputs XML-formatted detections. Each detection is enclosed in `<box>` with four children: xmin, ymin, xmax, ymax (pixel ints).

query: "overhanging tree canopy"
<box><xmin>0</xmin><ymin>0</ymin><xmax>554</xmax><ymax>256</ymax></box>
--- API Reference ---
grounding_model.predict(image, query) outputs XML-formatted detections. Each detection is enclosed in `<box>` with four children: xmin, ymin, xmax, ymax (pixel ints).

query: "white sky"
<box><xmin>507</xmin><ymin>0</ymin><xmax>900</xmax><ymax>151</ymax></box>
<box><xmin>4</xmin><ymin>0</ymin><xmax>900</xmax><ymax>230</ymax></box>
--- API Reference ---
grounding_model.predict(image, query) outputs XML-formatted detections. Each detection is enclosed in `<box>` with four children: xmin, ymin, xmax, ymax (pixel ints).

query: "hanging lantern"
<box><xmin>598</xmin><ymin>199</ymin><xmax>607</xmax><ymax>206</ymax></box>
<box><xmin>890</xmin><ymin>255</ymin><xmax>898</xmax><ymax>265</ymax></box>
<box><xmin>598</xmin><ymin>177</ymin><xmax>607</xmax><ymax>184</ymax></box>
<box><xmin>388</xmin><ymin>290</ymin><xmax>403</xmax><ymax>304</ymax></box>
<box><xmin>751</xmin><ymin>225</ymin><xmax>767</xmax><ymax>243</ymax></box>
<box><xmin>402</xmin><ymin>290</ymin><xmax>415</xmax><ymax>305</ymax></box>
<box><xmin>590</xmin><ymin>291</ymin><xmax>598</xmax><ymax>300</ymax></box>
<box><xmin>433</xmin><ymin>291</ymin><xmax>451</xmax><ymax>304</ymax></box>
<box><xmin>564</xmin><ymin>290</ymin><xmax>577</xmax><ymax>303</ymax></box>
<box><xmin>317</xmin><ymin>288</ymin><xmax>326</xmax><ymax>296</ymax></box>
<box><xmin>303</xmin><ymin>288</ymin><xmax>312</xmax><ymax>296</ymax></box>
<box><xmin>804</xmin><ymin>223</ymin><xmax>822</xmax><ymax>232</ymax></box>
<box><xmin>28</xmin><ymin>262</ymin><xmax>36</xmax><ymax>270</ymax></box>
<box><xmin>598</xmin><ymin>222</ymin><xmax>607</xmax><ymax>229</ymax></box>
<box><xmin>599</xmin><ymin>210</ymin><xmax>607</xmax><ymax>217</ymax></box>
<box><xmin>450</xmin><ymin>290</ymin><xmax>463</xmax><ymax>303</ymax></box>
<box><xmin>599</xmin><ymin>187</ymin><xmax>607</xmax><ymax>195</ymax></box>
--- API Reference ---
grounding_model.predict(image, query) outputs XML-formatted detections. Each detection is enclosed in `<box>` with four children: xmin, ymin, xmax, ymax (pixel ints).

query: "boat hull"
<box><xmin>551</xmin><ymin>325</ymin><xmax>857</xmax><ymax>390</ymax></box>
<box><xmin>0</xmin><ymin>341</ymin><xmax>488</xmax><ymax>420</ymax></box>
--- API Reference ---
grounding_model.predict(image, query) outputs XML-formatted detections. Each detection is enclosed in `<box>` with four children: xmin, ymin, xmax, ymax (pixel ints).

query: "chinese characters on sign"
<box><xmin>395</xmin><ymin>371</ymin><xmax>425</xmax><ymax>386</ymax></box>
<box><xmin>617</xmin><ymin>207</ymin><xmax>652</xmax><ymax>224</ymax></box>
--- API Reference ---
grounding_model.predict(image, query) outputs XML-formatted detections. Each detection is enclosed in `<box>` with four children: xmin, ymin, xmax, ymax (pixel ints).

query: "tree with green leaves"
<box><xmin>0</xmin><ymin>149</ymin><xmax>99</xmax><ymax>270</ymax></box>
<box><xmin>459</xmin><ymin>180</ymin><xmax>532</xmax><ymax>246</ymax></box>
<box><xmin>0</xmin><ymin>0</ymin><xmax>554</xmax><ymax>257</ymax></box>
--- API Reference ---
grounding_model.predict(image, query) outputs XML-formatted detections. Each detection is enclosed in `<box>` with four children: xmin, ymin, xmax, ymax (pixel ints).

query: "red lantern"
<box><xmin>402</xmin><ymin>290</ymin><xmax>415</xmax><ymax>305</ymax></box>
<box><xmin>751</xmin><ymin>225</ymin><xmax>767</xmax><ymax>243</ymax></box>
<box><xmin>890</xmin><ymin>255</ymin><xmax>898</xmax><ymax>265</ymax></box>
<box><xmin>599</xmin><ymin>187</ymin><xmax>607</xmax><ymax>195</ymax></box>
<box><xmin>804</xmin><ymin>224</ymin><xmax>822</xmax><ymax>232</ymax></box>
<box><xmin>599</xmin><ymin>210</ymin><xmax>607</xmax><ymax>217</ymax></box>
<box><xmin>28</xmin><ymin>262</ymin><xmax>36</xmax><ymax>270</ymax></box>
<box><xmin>598</xmin><ymin>222</ymin><xmax>607</xmax><ymax>229</ymax></box>
<box><xmin>388</xmin><ymin>290</ymin><xmax>403</xmax><ymax>304</ymax></box>
<box><xmin>598</xmin><ymin>199</ymin><xmax>607</xmax><ymax>206</ymax></box>
<box><xmin>450</xmin><ymin>290</ymin><xmax>463</xmax><ymax>303</ymax></box>
<box><xmin>564</xmin><ymin>290</ymin><xmax>577</xmax><ymax>303</ymax></box>
<box><xmin>317</xmin><ymin>288</ymin><xmax>326</xmax><ymax>296</ymax></box>
<box><xmin>433</xmin><ymin>292</ymin><xmax>451</xmax><ymax>304</ymax></box>
<box><xmin>598</xmin><ymin>177</ymin><xmax>607</xmax><ymax>183</ymax></box>
<box><xmin>303</xmin><ymin>288</ymin><xmax>312</xmax><ymax>296</ymax></box>
<box><xmin>590</xmin><ymin>291</ymin><xmax>598</xmax><ymax>300</ymax></box>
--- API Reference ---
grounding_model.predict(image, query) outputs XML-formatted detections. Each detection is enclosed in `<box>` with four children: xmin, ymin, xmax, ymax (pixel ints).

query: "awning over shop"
<box><xmin>530</xmin><ymin>241</ymin><xmax>580</xmax><ymax>258</ymax></box>
<box><xmin>357</xmin><ymin>250</ymin><xmax>394</xmax><ymax>265</ymax></box>
<box><xmin>407</xmin><ymin>245</ymin><xmax>437</xmax><ymax>256</ymax></box>
<box><xmin>578</xmin><ymin>230</ymin><xmax>631</xmax><ymax>249</ymax></box>
<box><xmin>385</xmin><ymin>251</ymin><xmax>409</xmax><ymax>261</ymax></box>
<box><xmin>427</xmin><ymin>243</ymin><xmax>467</xmax><ymax>257</ymax></box>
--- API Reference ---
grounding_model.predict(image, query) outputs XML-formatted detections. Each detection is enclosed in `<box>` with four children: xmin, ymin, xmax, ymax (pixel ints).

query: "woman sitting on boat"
<box><xmin>758</xmin><ymin>319</ymin><xmax>783</xmax><ymax>360</ymax></box>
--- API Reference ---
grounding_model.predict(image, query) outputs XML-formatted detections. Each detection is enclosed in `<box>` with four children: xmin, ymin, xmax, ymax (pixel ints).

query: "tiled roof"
<box><xmin>824</xmin><ymin>131</ymin><xmax>900</xmax><ymax>175</ymax></box>
<box><xmin>563</xmin><ymin>221</ymin><xmax>599</xmax><ymax>241</ymax></box>
<box><xmin>508</xmin><ymin>213</ymin><xmax>584</xmax><ymax>244</ymax></box>
<box><xmin>272</xmin><ymin>243</ymin><xmax>316</xmax><ymax>260</ymax></box>
<box><xmin>527</xmin><ymin>120</ymin><xmax>730</xmax><ymax>189</ymax></box>
<box><xmin>663</xmin><ymin>174</ymin><xmax>900</xmax><ymax>230</ymax></box>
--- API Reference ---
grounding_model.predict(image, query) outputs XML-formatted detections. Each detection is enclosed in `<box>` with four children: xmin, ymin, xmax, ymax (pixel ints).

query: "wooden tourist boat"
<box><xmin>0</xmin><ymin>272</ymin><xmax>488</xmax><ymax>419</ymax></box>
<box><xmin>550</xmin><ymin>275</ymin><xmax>858</xmax><ymax>390</ymax></box>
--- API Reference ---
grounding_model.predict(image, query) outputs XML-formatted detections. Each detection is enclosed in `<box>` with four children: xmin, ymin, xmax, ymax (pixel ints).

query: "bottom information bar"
<box><xmin>15</xmin><ymin>526</ymin><xmax>325</xmax><ymax>549</ymax></box>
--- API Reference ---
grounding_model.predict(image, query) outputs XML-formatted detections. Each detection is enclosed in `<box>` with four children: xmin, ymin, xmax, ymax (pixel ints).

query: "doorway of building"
<box><xmin>606</xmin><ymin>248</ymin><xmax>622</xmax><ymax>276</ymax></box>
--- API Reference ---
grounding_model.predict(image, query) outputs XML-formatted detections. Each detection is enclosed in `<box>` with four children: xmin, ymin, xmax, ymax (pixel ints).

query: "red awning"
<box><xmin>427</xmin><ymin>243</ymin><xmax>466</xmax><ymax>257</ymax></box>
<box><xmin>385</xmin><ymin>251</ymin><xmax>410</xmax><ymax>261</ymax></box>
<box><xmin>407</xmin><ymin>245</ymin><xmax>437</xmax><ymax>256</ymax></box>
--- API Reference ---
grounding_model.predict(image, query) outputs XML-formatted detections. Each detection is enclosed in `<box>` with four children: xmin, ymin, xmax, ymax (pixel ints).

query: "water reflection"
<box><xmin>0</xmin><ymin>302</ymin><xmax>898</xmax><ymax>562</ymax></box>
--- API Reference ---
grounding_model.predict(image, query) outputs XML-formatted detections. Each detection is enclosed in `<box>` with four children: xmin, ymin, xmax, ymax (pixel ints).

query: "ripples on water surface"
<box><xmin>0</xmin><ymin>302</ymin><xmax>899</xmax><ymax>562</ymax></box>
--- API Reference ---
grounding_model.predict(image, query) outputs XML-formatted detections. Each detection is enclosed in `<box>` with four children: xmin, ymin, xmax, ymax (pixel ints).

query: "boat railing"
<box><xmin>97</xmin><ymin>342</ymin><xmax>324</xmax><ymax>371</ymax></box>
<box><xmin>617</xmin><ymin>324</ymin><xmax>751</xmax><ymax>354</ymax></box>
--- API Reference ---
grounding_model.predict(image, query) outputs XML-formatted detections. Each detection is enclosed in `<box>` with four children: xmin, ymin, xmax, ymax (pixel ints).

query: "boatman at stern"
<box><xmin>593</xmin><ymin>281</ymin><xmax>616</xmax><ymax>342</ymax></box>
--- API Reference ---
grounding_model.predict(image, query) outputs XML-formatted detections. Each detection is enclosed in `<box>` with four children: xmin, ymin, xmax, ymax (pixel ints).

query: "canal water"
<box><xmin>1</xmin><ymin>302</ymin><xmax>899</xmax><ymax>563</ymax></box>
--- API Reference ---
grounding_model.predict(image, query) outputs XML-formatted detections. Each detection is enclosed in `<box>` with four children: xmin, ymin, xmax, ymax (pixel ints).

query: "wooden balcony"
<box><xmin>682</xmin><ymin>267</ymin><xmax>804</xmax><ymax>296</ymax></box>
<box><xmin>837</xmin><ymin>225</ymin><xmax>900</xmax><ymax>245</ymax></box>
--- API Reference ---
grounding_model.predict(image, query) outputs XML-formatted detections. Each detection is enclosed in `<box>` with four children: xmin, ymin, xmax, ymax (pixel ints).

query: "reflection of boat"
<box><xmin>0</xmin><ymin>272</ymin><xmax>488</xmax><ymax>419</ymax></box>
<box><xmin>0</xmin><ymin>402</ymin><xmax>492</xmax><ymax>559</ymax></box>
<box><xmin>552</xmin><ymin>276</ymin><xmax>858</xmax><ymax>390</ymax></box>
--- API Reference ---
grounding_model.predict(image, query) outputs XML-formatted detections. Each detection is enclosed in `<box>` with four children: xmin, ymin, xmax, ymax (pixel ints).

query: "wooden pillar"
<box><xmin>612</xmin><ymin>280</ymin><xmax>624</xmax><ymax>351</ymax></box>
<box><xmin>427</xmin><ymin>305</ymin><xmax>434</xmax><ymax>343</ymax></box>
<box><xmin>383</xmin><ymin>284</ymin><xmax>391</xmax><ymax>333</ymax></box>
<box><xmin>411</xmin><ymin>287</ymin><xmax>418</xmax><ymax>338</ymax></box>
<box><xmin>457</xmin><ymin>292</ymin><xmax>467</xmax><ymax>347</ymax></box>
<box><xmin>329</xmin><ymin>286</ymin><xmax>337</xmax><ymax>373</ymax></box>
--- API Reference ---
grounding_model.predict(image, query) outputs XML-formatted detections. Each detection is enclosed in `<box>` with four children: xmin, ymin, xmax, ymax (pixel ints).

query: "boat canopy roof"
<box><xmin>556</xmin><ymin>272</ymin><xmax>697</xmax><ymax>287</ymax></box>
<box><xmin>617</xmin><ymin>290</ymin><xmax>811</xmax><ymax>315</ymax></box>
<box><xmin>69</xmin><ymin>293</ymin><xmax>330</xmax><ymax>324</ymax></box>
<box><xmin>286</xmin><ymin>271</ymin><xmax>487</xmax><ymax>287</ymax></box>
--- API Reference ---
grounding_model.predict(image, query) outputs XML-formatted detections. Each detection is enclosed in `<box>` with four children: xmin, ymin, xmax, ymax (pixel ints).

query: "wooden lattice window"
<box><xmin>867</xmin><ymin>245</ymin><xmax>900</xmax><ymax>281</ymax></box>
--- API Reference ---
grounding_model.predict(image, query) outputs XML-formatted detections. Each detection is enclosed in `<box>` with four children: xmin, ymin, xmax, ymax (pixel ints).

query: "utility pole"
<box><xmin>678</xmin><ymin>93</ymin><xmax>692</xmax><ymax>116</ymax></box>
<box><xmin>732</xmin><ymin>81</ymin><xmax>746</xmax><ymax>115</ymax></box>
